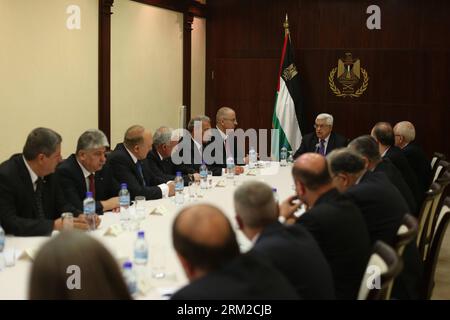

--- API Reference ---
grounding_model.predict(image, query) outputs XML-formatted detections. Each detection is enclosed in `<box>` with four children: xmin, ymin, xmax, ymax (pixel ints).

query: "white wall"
<box><xmin>111</xmin><ymin>0</ymin><xmax>183</xmax><ymax>146</ymax></box>
<box><xmin>191</xmin><ymin>17</ymin><xmax>206</xmax><ymax>118</ymax></box>
<box><xmin>0</xmin><ymin>0</ymin><xmax>98</xmax><ymax>161</ymax></box>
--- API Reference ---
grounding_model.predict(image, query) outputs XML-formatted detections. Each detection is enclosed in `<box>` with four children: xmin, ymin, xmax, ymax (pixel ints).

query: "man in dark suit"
<box><xmin>148</xmin><ymin>126</ymin><xmax>200</xmax><ymax>185</ymax></box>
<box><xmin>293</xmin><ymin>113</ymin><xmax>347</xmax><ymax>159</ymax></box>
<box><xmin>348</xmin><ymin>135</ymin><xmax>418</xmax><ymax>215</ymax></box>
<box><xmin>279</xmin><ymin>153</ymin><xmax>371</xmax><ymax>300</ymax></box>
<box><xmin>394</xmin><ymin>121</ymin><xmax>432</xmax><ymax>194</ymax></box>
<box><xmin>371</xmin><ymin>122</ymin><xmax>422</xmax><ymax>205</ymax></box>
<box><xmin>172</xmin><ymin>115</ymin><xmax>222</xmax><ymax>176</ymax></box>
<box><xmin>107</xmin><ymin>125</ymin><xmax>175</xmax><ymax>200</ymax></box>
<box><xmin>203</xmin><ymin>107</ymin><xmax>245</xmax><ymax>175</ymax></box>
<box><xmin>234</xmin><ymin>181</ymin><xmax>335</xmax><ymax>299</ymax></box>
<box><xmin>328</xmin><ymin>148</ymin><xmax>423</xmax><ymax>299</ymax></box>
<box><xmin>0</xmin><ymin>128</ymin><xmax>90</xmax><ymax>236</ymax></box>
<box><xmin>171</xmin><ymin>204</ymin><xmax>299</xmax><ymax>300</ymax></box>
<box><xmin>56</xmin><ymin>129</ymin><xmax>120</xmax><ymax>215</ymax></box>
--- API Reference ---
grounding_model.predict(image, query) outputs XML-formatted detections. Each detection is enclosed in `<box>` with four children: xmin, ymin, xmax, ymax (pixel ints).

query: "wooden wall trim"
<box><xmin>98</xmin><ymin>0</ymin><xmax>114</xmax><ymax>143</ymax></box>
<box><xmin>131</xmin><ymin>0</ymin><xmax>207</xmax><ymax>17</ymax></box>
<box><xmin>183</xmin><ymin>12</ymin><xmax>194</xmax><ymax>126</ymax></box>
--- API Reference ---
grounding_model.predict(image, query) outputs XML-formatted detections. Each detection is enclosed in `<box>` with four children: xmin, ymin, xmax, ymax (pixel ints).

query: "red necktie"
<box><xmin>88</xmin><ymin>174</ymin><xmax>96</xmax><ymax>199</ymax></box>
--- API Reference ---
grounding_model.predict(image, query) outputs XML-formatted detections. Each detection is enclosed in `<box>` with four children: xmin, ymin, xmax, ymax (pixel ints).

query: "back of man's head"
<box><xmin>234</xmin><ymin>181</ymin><xmax>278</xmax><ymax>229</ymax></box>
<box><xmin>292</xmin><ymin>153</ymin><xmax>332</xmax><ymax>191</ymax></box>
<box><xmin>76</xmin><ymin>129</ymin><xmax>109</xmax><ymax>154</ymax></box>
<box><xmin>23</xmin><ymin>127</ymin><xmax>62</xmax><ymax>161</ymax></box>
<box><xmin>348</xmin><ymin>135</ymin><xmax>381</xmax><ymax>162</ymax></box>
<box><xmin>394</xmin><ymin>121</ymin><xmax>416</xmax><ymax>143</ymax></box>
<box><xmin>327</xmin><ymin>148</ymin><xmax>366</xmax><ymax>176</ymax></box>
<box><xmin>123</xmin><ymin>125</ymin><xmax>145</xmax><ymax>149</ymax></box>
<box><xmin>172</xmin><ymin>204</ymin><xmax>240</xmax><ymax>274</ymax></box>
<box><xmin>371</xmin><ymin>122</ymin><xmax>395</xmax><ymax>146</ymax></box>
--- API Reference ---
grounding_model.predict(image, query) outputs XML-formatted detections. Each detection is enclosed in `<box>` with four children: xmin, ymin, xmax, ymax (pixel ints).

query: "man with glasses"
<box><xmin>293</xmin><ymin>113</ymin><xmax>347</xmax><ymax>159</ymax></box>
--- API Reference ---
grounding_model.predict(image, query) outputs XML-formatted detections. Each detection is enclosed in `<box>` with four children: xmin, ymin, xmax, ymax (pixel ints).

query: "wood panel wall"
<box><xmin>205</xmin><ymin>0</ymin><xmax>450</xmax><ymax>157</ymax></box>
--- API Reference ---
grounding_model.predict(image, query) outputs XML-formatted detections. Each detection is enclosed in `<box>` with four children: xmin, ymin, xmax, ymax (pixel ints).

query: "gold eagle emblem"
<box><xmin>329</xmin><ymin>53</ymin><xmax>369</xmax><ymax>98</ymax></box>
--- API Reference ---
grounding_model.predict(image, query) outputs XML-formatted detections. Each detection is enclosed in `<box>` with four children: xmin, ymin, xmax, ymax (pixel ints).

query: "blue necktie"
<box><xmin>136</xmin><ymin>161</ymin><xmax>146</xmax><ymax>187</ymax></box>
<box><xmin>318</xmin><ymin>139</ymin><xmax>326</xmax><ymax>155</ymax></box>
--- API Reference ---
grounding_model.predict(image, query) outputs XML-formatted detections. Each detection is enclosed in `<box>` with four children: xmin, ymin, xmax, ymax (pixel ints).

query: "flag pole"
<box><xmin>284</xmin><ymin>14</ymin><xmax>290</xmax><ymax>39</ymax></box>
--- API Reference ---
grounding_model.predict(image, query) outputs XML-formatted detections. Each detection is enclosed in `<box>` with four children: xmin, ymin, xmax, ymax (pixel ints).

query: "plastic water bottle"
<box><xmin>272</xmin><ymin>188</ymin><xmax>279</xmax><ymax>203</ymax></box>
<box><xmin>280</xmin><ymin>147</ymin><xmax>288</xmax><ymax>167</ymax></box>
<box><xmin>122</xmin><ymin>261</ymin><xmax>137</xmax><ymax>295</ymax></box>
<box><xmin>0</xmin><ymin>225</ymin><xmax>5</xmax><ymax>271</ymax></box>
<box><xmin>0</xmin><ymin>225</ymin><xmax>4</xmax><ymax>253</ymax></box>
<box><xmin>226</xmin><ymin>156</ymin><xmax>235</xmax><ymax>179</ymax></box>
<box><xmin>175</xmin><ymin>171</ymin><xmax>184</xmax><ymax>205</ymax></box>
<box><xmin>83</xmin><ymin>192</ymin><xmax>96</xmax><ymax>231</ymax></box>
<box><xmin>134</xmin><ymin>231</ymin><xmax>148</xmax><ymax>265</ymax></box>
<box><xmin>199</xmin><ymin>161</ymin><xmax>208</xmax><ymax>189</ymax></box>
<box><xmin>119</xmin><ymin>183</ymin><xmax>130</xmax><ymax>223</ymax></box>
<box><xmin>249</xmin><ymin>147</ymin><xmax>257</xmax><ymax>169</ymax></box>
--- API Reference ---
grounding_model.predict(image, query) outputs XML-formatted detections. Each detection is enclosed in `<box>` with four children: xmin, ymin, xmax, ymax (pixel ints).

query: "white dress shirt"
<box><xmin>22</xmin><ymin>156</ymin><xmax>39</xmax><ymax>191</ymax></box>
<box><xmin>77</xmin><ymin>160</ymin><xmax>93</xmax><ymax>192</ymax></box>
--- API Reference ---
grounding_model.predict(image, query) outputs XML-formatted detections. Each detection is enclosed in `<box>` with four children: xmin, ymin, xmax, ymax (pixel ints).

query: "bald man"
<box><xmin>107</xmin><ymin>125</ymin><xmax>175</xmax><ymax>200</ymax></box>
<box><xmin>279</xmin><ymin>153</ymin><xmax>370</xmax><ymax>299</ymax></box>
<box><xmin>171</xmin><ymin>204</ymin><xmax>299</xmax><ymax>300</ymax></box>
<box><xmin>394</xmin><ymin>121</ymin><xmax>431</xmax><ymax>194</ymax></box>
<box><xmin>206</xmin><ymin>107</ymin><xmax>245</xmax><ymax>175</ymax></box>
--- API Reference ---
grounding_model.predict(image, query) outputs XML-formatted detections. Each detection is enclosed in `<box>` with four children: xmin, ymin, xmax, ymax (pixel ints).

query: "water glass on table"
<box><xmin>134</xmin><ymin>196</ymin><xmax>146</xmax><ymax>222</ymax></box>
<box><xmin>151</xmin><ymin>244</ymin><xmax>166</xmax><ymax>279</ymax></box>
<box><xmin>207</xmin><ymin>171</ymin><xmax>213</xmax><ymax>189</ymax></box>
<box><xmin>61</xmin><ymin>212</ymin><xmax>74</xmax><ymax>230</ymax></box>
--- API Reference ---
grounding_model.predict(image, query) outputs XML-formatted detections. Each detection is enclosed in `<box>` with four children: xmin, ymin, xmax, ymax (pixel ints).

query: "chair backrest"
<box><xmin>417</xmin><ymin>183</ymin><xmax>442</xmax><ymax>258</ymax></box>
<box><xmin>395</xmin><ymin>214</ymin><xmax>419</xmax><ymax>255</ymax></box>
<box><xmin>385</xmin><ymin>214</ymin><xmax>419</xmax><ymax>299</ymax></box>
<box><xmin>431</xmin><ymin>152</ymin><xmax>446</xmax><ymax>172</ymax></box>
<box><xmin>358</xmin><ymin>241</ymin><xmax>403</xmax><ymax>300</ymax></box>
<box><xmin>431</xmin><ymin>172</ymin><xmax>450</xmax><ymax>235</ymax></box>
<box><xmin>432</xmin><ymin>160</ymin><xmax>449</xmax><ymax>183</ymax></box>
<box><xmin>421</xmin><ymin>197</ymin><xmax>450</xmax><ymax>299</ymax></box>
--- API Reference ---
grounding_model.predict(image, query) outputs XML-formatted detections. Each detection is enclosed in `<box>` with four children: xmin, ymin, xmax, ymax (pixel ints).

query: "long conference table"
<box><xmin>0</xmin><ymin>162</ymin><xmax>296</xmax><ymax>300</ymax></box>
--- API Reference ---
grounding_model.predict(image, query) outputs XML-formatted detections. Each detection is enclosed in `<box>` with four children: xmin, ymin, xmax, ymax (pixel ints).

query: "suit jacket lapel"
<box><xmin>326</xmin><ymin>133</ymin><xmax>336</xmax><ymax>155</ymax></box>
<box><xmin>15</xmin><ymin>156</ymin><xmax>39</xmax><ymax>217</ymax></box>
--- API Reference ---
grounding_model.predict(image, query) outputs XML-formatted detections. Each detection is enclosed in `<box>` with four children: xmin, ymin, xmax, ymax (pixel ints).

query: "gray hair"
<box><xmin>234</xmin><ymin>181</ymin><xmax>278</xmax><ymax>228</ymax></box>
<box><xmin>316</xmin><ymin>113</ymin><xmax>334</xmax><ymax>126</ymax></box>
<box><xmin>348</xmin><ymin>135</ymin><xmax>381</xmax><ymax>162</ymax></box>
<box><xmin>327</xmin><ymin>148</ymin><xmax>366</xmax><ymax>176</ymax></box>
<box><xmin>216</xmin><ymin>107</ymin><xmax>234</xmax><ymax>123</ymax></box>
<box><xmin>23</xmin><ymin>128</ymin><xmax>62</xmax><ymax>161</ymax></box>
<box><xmin>187</xmin><ymin>115</ymin><xmax>210</xmax><ymax>132</ymax></box>
<box><xmin>153</xmin><ymin>126</ymin><xmax>173</xmax><ymax>147</ymax></box>
<box><xmin>76</xmin><ymin>129</ymin><xmax>109</xmax><ymax>153</ymax></box>
<box><xmin>394</xmin><ymin>121</ymin><xmax>416</xmax><ymax>143</ymax></box>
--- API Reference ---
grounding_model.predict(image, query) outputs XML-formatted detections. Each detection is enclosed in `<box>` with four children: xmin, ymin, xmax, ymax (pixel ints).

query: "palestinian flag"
<box><xmin>271</xmin><ymin>19</ymin><xmax>303</xmax><ymax>160</ymax></box>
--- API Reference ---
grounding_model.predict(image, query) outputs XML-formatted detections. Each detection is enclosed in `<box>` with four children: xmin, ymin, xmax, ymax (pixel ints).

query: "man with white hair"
<box><xmin>394</xmin><ymin>121</ymin><xmax>432</xmax><ymax>193</ymax></box>
<box><xmin>147</xmin><ymin>126</ymin><xmax>200</xmax><ymax>185</ymax></box>
<box><xmin>293</xmin><ymin>113</ymin><xmax>347</xmax><ymax>159</ymax></box>
<box><xmin>57</xmin><ymin>129</ymin><xmax>120</xmax><ymax>214</ymax></box>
